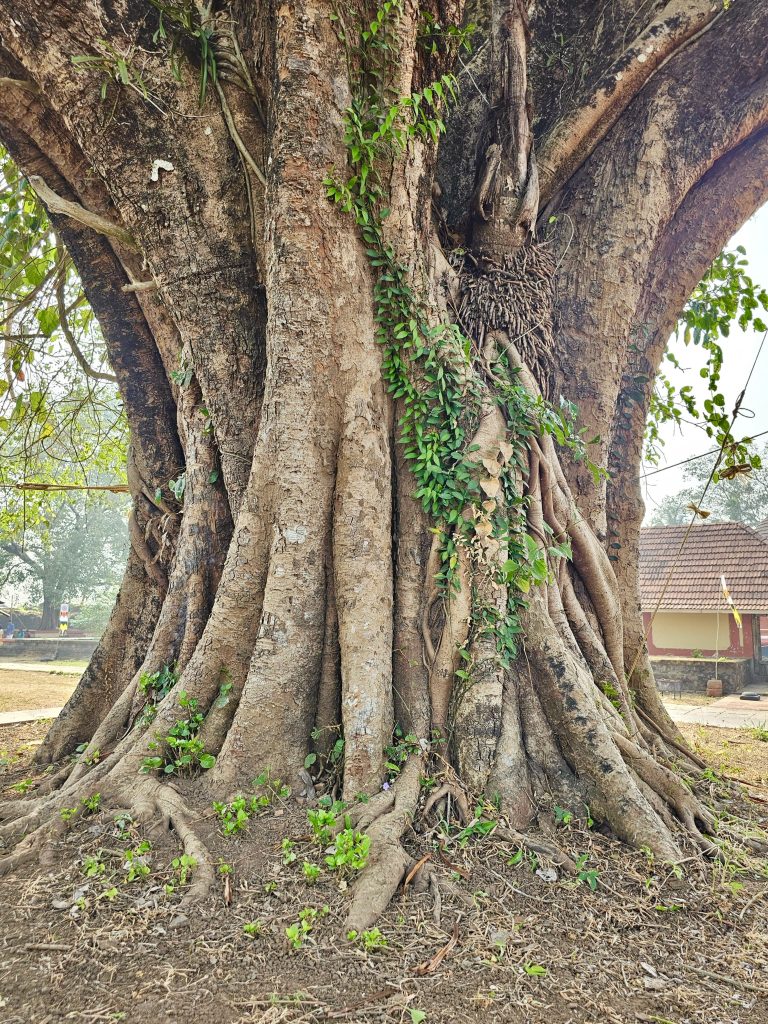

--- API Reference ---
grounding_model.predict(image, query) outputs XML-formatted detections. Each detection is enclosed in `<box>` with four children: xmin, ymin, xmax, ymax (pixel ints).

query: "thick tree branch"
<box><xmin>471</xmin><ymin>0</ymin><xmax>539</xmax><ymax>261</ymax></box>
<box><xmin>536</xmin><ymin>0</ymin><xmax>723</xmax><ymax>205</ymax></box>
<box><xmin>1</xmin><ymin>541</ymin><xmax>43</xmax><ymax>578</ymax></box>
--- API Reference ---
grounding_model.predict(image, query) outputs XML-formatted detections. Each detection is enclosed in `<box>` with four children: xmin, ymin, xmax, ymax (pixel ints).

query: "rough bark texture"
<box><xmin>0</xmin><ymin>0</ymin><xmax>766</xmax><ymax>929</ymax></box>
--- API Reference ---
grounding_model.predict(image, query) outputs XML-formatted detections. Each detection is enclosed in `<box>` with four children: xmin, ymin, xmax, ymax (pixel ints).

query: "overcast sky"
<box><xmin>640</xmin><ymin>203</ymin><xmax>768</xmax><ymax>520</ymax></box>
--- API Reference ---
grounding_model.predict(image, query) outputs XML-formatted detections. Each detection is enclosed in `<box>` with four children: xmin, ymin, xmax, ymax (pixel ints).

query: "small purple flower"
<box><xmin>382</xmin><ymin>781</ymin><xmax>391</xmax><ymax>791</ymax></box>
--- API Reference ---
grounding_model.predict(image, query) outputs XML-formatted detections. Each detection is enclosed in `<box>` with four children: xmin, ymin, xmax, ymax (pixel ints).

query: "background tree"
<box><xmin>0</xmin><ymin>0</ymin><xmax>766</xmax><ymax>929</ymax></box>
<box><xmin>650</xmin><ymin>441</ymin><xmax>768</xmax><ymax>527</ymax></box>
<box><xmin>0</xmin><ymin>491</ymin><xmax>128</xmax><ymax>630</ymax></box>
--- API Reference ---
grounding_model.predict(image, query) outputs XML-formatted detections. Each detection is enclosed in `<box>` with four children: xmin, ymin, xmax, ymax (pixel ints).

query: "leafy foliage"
<box><xmin>0</xmin><ymin>148</ymin><xmax>127</xmax><ymax>504</ymax></box>
<box><xmin>0</xmin><ymin>146</ymin><xmax>129</xmax><ymax>621</ymax></box>
<box><xmin>140</xmin><ymin>691</ymin><xmax>216</xmax><ymax>776</ymax></box>
<box><xmin>647</xmin><ymin>248</ymin><xmax>768</xmax><ymax>468</ymax></box>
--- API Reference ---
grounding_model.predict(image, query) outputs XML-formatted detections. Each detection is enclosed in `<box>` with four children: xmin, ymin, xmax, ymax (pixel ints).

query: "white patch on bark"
<box><xmin>284</xmin><ymin>525</ymin><xmax>308</xmax><ymax>544</ymax></box>
<box><xmin>150</xmin><ymin>159</ymin><xmax>175</xmax><ymax>181</ymax></box>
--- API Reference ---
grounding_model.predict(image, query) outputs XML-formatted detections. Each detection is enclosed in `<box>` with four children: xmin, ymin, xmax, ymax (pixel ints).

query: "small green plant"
<box><xmin>523</xmin><ymin>963</ymin><xmax>547</xmax><ymax>977</ymax></box>
<box><xmin>171</xmin><ymin>853</ymin><xmax>196</xmax><ymax>886</ymax></box>
<box><xmin>217</xmin><ymin>862</ymin><xmax>232</xmax><ymax>876</ymax></box>
<box><xmin>307</xmin><ymin>727</ymin><xmax>345</xmax><ymax>786</ymax></box>
<box><xmin>307</xmin><ymin>804</ymin><xmax>343</xmax><ymax>846</ymax></box>
<box><xmin>149</xmin><ymin>0</ymin><xmax>219</xmax><ymax>106</ymax></box>
<box><xmin>81</xmin><ymin>853</ymin><xmax>106</xmax><ymax>878</ymax></box>
<box><xmin>140</xmin><ymin>691</ymin><xmax>215</xmax><ymax>776</ymax></box>
<box><xmin>750</xmin><ymin>722</ymin><xmax>768</xmax><ymax>742</ymax></box>
<box><xmin>113</xmin><ymin>812</ymin><xmax>133</xmax><ymax>840</ymax></box>
<box><xmin>507</xmin><ymin>848</ymin><xmax>539</xmax><ymax>872</ymax></box>
<box><xmin>81</xmin><ymin>792</ymin><xmax>102</xmax><ymax>814</ymax></box>
<box><xmin>60</xmin><ymin>806</ymin><xmax>78</xmax><ymax>822</ymax></box>
<box><xmin>408</xmin><ymin>1011</ymin><xmax>427</xmax><ymax>1024</ymax></box>
<box><xmin>347</xmin><ymin>927</ymin><xmax>388</xmax><ymax>951</ymax></box>
<box><xmin>281</xmin><ymin>838</ymin><xmax>298</xmax><ymax>866</ymax></box>
<box><xmin>324</xmin><ymin>828</ymin><xmax>370</xmax><ymax>875</ymax></box>
<box><xmin>100</xmin><ymin>887</ymin><xmax>119</xmax><ymax>902</ymax></box>
<box><xmin>10</xmin><ymin>779</ymin><xmax>34</xmax><ymax>794</ymax></box>
<box><xmin>302</xmin><ymin>861</ymin><xmax>321</xmax><ymax>883</ymax></box>
<box><xmin>252</xmin><ymin>769</ymin><xmax>291</xmax><ymax>806</ymax></box>
<box><xmin>285</xmin><ymin>905</ymin><xmax>329</xmax><ymax>950</ymax></box>
<box><xmin>285</xmin><ymin>922</ymin><xmax>305</xmax><ymax>950</ymax></box>
<box><xmin>264</xmin><ymin>880</ymin><xmax>277</xmax><ymax>894</ymax></box>
<box><xmin>71</xmin><ymin>39</ymin><xmax>151</xmax><ymax>103</ymax></box>
<box><xmin>454</xmin><ymin>805</ymin><xmax>497</xmax><ymax>848</ymax></box>
<box><xmin>75</xmin><ymin>744</ymin><xmax>102</xmax><ymax>766</ymax></box>
<box><xmin>243</xmin><ymin>920</ymin><xmax>263</xmax><ymax>938</ymax></box>
<box><xmin>384</xmin><ymin>726</ymin><xmax>422</xmax><ymax>780</ymax></box>
<box><xmin>124</xmin><ymin>840</ymin><xmax>152</xmax><ymax>882</ymax></box>
<box><xmin>136</xmin><ymin>663</ymin><xmax>178</xmax><ymax>729</ymax></box>
<box><xmin>575</xmin><ymin>854</ymin><xmax>599</xmax><ymax>891</ymax></box>
<box><xmin>214</xmin><ymin>794</ymin><xmax>258</xmax><ymax>836</ymax></box>
<box><xmin>554</xmin><ymin>805</ymin><xmax>573</xmax><ymax>826</ymax></box>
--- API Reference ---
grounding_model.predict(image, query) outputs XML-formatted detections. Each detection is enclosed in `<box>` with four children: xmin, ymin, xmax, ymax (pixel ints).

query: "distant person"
<box><xmin>4</xmin><ymin>621</ymin><xmax>14</xmax><ymax>639</ymax></box>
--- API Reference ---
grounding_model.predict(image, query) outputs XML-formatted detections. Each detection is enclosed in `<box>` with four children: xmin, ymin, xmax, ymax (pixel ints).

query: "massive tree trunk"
<box><xmin>0</xmin><ymin>0</ymin><xmax>766</xmax><ymax>929</ymax></box>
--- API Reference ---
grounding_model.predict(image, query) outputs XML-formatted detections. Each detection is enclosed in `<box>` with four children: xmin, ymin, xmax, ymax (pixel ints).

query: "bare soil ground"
<box><xmin>0</xmin><ymin>722</ymin><xmax>766</xmax><ymax>1024</ymax></box>
<box><xmin>0</xmin><ymin>670</ymin><xmax>77</xmax><ymax>713</ymax></box>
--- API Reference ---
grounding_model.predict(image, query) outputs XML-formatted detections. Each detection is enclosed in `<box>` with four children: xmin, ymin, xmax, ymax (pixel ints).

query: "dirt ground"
<box><xmin>0</xmin><ymin>720</ymin><xmax>765</xmax><ymax>1024</ymax></box>
<box><xmin>0</xmin><ymin>669</ymin><xmax>78</xmax><ymax>712</ymax></box>
<box><xmin>0</xmin><ymin>722</ymin><xmax>766</xmax><ymax>1024</ymax></box>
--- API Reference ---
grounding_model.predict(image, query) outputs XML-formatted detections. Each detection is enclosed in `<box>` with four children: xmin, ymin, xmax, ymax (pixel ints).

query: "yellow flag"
<box><xmin>720</xmin><ymin>575</ymin><xmax>742</xmax><ymax>627</ymax></box>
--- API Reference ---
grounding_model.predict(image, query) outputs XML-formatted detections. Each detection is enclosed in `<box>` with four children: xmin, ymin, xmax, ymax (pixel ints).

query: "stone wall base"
<box><xmin>652</xmin><ymin>657</ymin><xmax>752</xmax><ymax>696</ymax></box>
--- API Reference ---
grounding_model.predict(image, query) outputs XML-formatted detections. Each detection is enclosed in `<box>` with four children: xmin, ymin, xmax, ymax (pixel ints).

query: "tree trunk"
<box><xmin>40</xmin><ymin>592</ymin><xmax>57</xmax><ymax>633</ymax></box>
<box><xmin>0</xmin><ymin>0</ymin><xmax>766</xmax><ymax>929</ymax></box>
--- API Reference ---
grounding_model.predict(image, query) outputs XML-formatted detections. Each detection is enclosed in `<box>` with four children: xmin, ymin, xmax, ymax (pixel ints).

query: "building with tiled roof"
<box><xmin>753</xmin><ymin>519</ymin><xmax>768</xmax><ymax>546</ymax></box>
<box><xmin>639</xmin><ymin>522</ymin><xmax>768</xmax><ymax>695</ymax></box>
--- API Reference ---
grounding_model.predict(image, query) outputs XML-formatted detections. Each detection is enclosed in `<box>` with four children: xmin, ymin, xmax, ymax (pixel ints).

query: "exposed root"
<box><xmin>123</xmin><ymin>778</ymin><xmax>216</xmax><ymax>904</ymax></box>
<box><xmin>422</xmin><ymin>781</ymin><xmax>471</xmax><ymax>825</ymax></box>
<box><xmin>495</xmin><ymin>825</ymin><xmax>579</xmax><ymax>874</ymax></box>
<box><xmin>345</xmin><ymin>759</ymin><xmax>421</xmax><ymax>933</ymax></box>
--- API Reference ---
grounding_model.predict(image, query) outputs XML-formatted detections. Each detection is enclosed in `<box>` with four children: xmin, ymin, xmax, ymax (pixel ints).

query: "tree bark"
<box><xmin>0</xmin><ymin>0</ymin><xmax>766</xmax><ymax>928</ymax></box>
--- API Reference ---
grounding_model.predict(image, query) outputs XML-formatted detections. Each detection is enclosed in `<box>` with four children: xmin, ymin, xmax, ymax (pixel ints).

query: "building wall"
<box><xmin>651</xmin><ymin>657</ymin><xmax>751</xmax><ymax>696</ymax></box>
<box><xmin>644</xmin><ymin>611</ymin><xmax>755</xmax><ymax>659</ymax></box>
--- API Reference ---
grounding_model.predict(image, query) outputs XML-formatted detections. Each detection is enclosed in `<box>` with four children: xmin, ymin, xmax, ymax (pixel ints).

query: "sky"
<box><xmin>640</xmin><ymin>203</ymin><xmax>768</xmax><ymax>520</ymax></box>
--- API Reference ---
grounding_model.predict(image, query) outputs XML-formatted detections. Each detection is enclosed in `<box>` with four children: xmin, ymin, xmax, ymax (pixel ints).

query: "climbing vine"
<box><xmin>324</xmin><ymin>1</ymin><xmax>591</xmax><ymax>665</ymax></box>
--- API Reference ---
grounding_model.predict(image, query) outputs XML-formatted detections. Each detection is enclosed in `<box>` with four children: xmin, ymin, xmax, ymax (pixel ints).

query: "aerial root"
<box><xmin>0</xmin><ymin>811</ymin><xmax>66</xmax><ymax>876</ymax></box>
<box><xmin>33</xmin><ymin>761</ymin><xmax>76</xmax><ymax>796</ymax></box>
<box><xmin>613</xmin><ymin>733</ymin><xmax>718</xmax><ymax>855</ymax></box>
<box><xmin>346</xmin><ymin>788</ymin><xmax>395</xmax><ymax>831</ymax></box>
<box><xmin>0</xmin><ymin>807</ymin><xmax>44</xmax><ymax>847</ymax></box>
